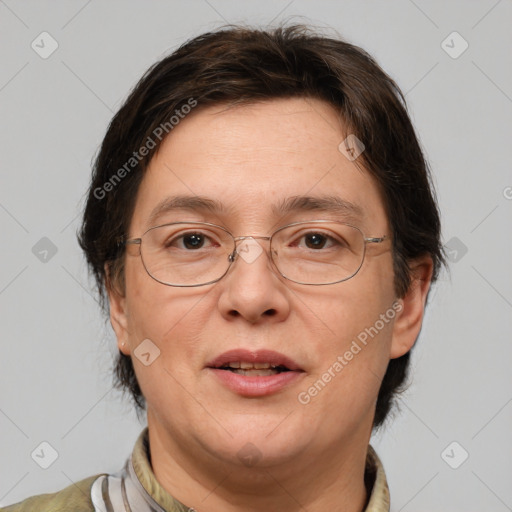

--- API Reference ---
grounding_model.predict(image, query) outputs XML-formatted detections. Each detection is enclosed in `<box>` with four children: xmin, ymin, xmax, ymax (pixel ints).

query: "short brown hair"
<box><xmin>78</xmin><ymin>24</ymin><xmax>445</xmax><ymax>427</ymax></box>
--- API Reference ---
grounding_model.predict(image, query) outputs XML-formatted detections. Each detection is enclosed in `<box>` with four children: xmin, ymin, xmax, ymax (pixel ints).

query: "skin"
<box><xmin>108</xmin><ymin>97</ymin><xmax>432</xmax><ymax>512</ymax></box>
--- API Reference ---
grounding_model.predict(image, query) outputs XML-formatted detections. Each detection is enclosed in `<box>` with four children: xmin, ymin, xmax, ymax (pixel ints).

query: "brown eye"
<box><xmin>164</xmin><ymin>231</ymin><xmax>214</xmax><ymax>250</ymax></box>
<box><xmin>182</xmin><ymin>233</ymin><xmax>205</xmax><ymax>249</ymax></box>
<box><xmin>304</xmin><ymin>233</ymin><xmax>328</xmax><ymax>249</ymax></box>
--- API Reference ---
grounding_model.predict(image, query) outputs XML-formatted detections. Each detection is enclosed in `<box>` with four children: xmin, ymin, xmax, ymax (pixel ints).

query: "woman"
<box><xmin>4</xmin><ymin>24</ymin><xmax>443</xmax><ymax>512</ymax></box>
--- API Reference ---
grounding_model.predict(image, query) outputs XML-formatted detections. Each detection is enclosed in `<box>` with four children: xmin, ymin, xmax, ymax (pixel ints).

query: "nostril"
<box><xmin>227</xmin><ymin>308</ymin><xmax>276</xmax><ymax>319</ymax></box>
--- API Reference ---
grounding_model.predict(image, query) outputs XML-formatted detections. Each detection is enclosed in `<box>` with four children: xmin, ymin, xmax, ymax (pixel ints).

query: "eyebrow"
<box><xmin>147</xmin><ymin>194</ymin><xmax>364</xmax><ymax>227</ymax></box>
<box><xmin>271</xmin><ymin>195</ymin><xmax>364</xmax><ymax>221</ymax></box>
<box><xmin>147</xmin><ymin>195</ymin><xmax>227</xmax><ymax>226</ymax></box>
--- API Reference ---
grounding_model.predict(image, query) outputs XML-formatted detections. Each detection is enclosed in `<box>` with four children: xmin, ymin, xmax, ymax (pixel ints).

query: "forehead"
<box><xmin>131</xmin><ymin>98</ymin><xmax>388</xmax><ymax>233</ymax></box>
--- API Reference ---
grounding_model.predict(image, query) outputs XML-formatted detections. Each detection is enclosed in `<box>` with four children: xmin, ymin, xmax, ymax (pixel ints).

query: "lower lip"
<box><xmin>207</xmin><ymin>368</ymin><xmax>305</xmax><ymax>397</ymax></box>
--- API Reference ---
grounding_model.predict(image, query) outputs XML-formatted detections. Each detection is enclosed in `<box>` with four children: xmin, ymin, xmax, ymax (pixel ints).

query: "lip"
<box><xmin>206</xmin><ymin>349</ymin><xmax>302</xmax><ymax>371</ymax></box>
<box><xmin>205</xmin><ymin>349</ymin><xmax>305</xmax><ymax>397</ymax></box>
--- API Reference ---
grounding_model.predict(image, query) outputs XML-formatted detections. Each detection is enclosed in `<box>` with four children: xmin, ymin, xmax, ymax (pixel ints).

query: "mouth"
<box><xmin>214</xmin><ymin>361</ymin><xmax>292</xmax><ymax>377</ymax></box>
<box><xmin>205</xmin><ymin>349</ymin><xmax>304</xmax><ymax>397</ymax></box>
<box><xmin>206</xmin><ymin>348</ymin><xmax>302</xmax><ymax>374</ymax></box>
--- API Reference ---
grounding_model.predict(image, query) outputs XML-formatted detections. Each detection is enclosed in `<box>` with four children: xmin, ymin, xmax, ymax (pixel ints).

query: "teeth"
<box><xmin>254</xmin><ymin>362</ymin><xmax>271</xmax><ymax>369</ymax></box>
<box><xmin>230</xmin><ymin>361</ymin><xmax>272</xmax><ymax>369</ymax></box>
<box><xmin>231</xmin><ymin>369</ymin><xmax>279</xmax><ymax>376</ymax></box>
<box><xmin>220</xmin><ymin>361</ymin><xmax>289</xmax><ymax>376</ymax></box>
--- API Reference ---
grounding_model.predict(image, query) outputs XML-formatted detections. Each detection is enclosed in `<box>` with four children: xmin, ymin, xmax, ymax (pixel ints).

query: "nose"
<box><xmin>217</xmin><ymin>237</ymin><xmax>291</xmax><ymax>324</ymax></box>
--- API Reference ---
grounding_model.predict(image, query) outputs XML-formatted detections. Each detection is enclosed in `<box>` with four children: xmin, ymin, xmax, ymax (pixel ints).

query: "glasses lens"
<box><xmin>140</xmin><ymin>223</ymin><xmax>234</xmax><ymax>286</ymax></box>
<box><xmin>271</xmin><ymin>222</ymin><xmax>365</xmax><ymax>285</ymax></box>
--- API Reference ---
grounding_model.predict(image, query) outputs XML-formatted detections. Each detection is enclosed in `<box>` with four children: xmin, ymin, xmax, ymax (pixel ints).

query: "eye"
<box><xmin>302</xmin><ymin>233</ymin><xmax>331</xmax><ymax>249</ymax></box>
<box><xmin>165</xmin><ymin>231</ymin><xmax>216</xmax><ymax>250</ymax></box>
<box><xmin>295</xmin><ymin>231</ymin><xmax>342</xmax><ymax>250</ymax></box>
<box><xmin>181</xmin><ymin>233</ymin><xmax>206</xmax><ymax>249</ymax></box>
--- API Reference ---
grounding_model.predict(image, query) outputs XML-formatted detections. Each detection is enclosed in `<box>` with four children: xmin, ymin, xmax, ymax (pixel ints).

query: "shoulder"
<box><xmin>1</xmin><ymin>474</ymin><xmax>104</xmax><ymax>512</ymax></box>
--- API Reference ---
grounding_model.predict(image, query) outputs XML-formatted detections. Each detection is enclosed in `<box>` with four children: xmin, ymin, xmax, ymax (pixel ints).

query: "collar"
<box><xmin>91</xmin><ymin>428</ymin><xmax>390</xmax><ymax>511</ymax></box>
<box><xmin>364</xmin><ymin>445</ymin><xmax>391</xmax><ymax>512</ymax></box>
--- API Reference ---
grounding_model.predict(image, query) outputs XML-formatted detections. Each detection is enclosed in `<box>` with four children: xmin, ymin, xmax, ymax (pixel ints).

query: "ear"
<box><xmin>390</xmin><ymin>255</ymin><xmax>434</xmax><ymax>359</ymax></box>
<box><xmin>104</xmin><ymin>263</ymin><xmax>131</xmax><ymax>356</ymax></box>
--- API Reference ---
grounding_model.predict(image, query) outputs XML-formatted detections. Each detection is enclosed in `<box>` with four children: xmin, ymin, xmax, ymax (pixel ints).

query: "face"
<box><xmin>109</xmin><ymin>97</ymin><xmax>429</xmax><ymax>473</ymax></box>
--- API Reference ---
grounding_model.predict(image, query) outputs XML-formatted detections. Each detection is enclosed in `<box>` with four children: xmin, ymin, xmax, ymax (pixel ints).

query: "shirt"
<box><xmin>2</xmin><ymin>428</ymin><xmax>390</xmax><ymax>511</ymax></box>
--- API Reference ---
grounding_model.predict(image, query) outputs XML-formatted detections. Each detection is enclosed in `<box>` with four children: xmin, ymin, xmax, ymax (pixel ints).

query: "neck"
<box><xmin>147</xmin><ymin>414</ymin><xmax>373</xmax><ymax>512</ymax></box>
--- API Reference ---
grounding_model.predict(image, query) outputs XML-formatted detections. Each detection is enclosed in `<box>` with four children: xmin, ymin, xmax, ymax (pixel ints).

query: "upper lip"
<box><xmin>206</xmin><ymin>349</ymin><xmax>303</xmax><ymax>371</ymax></box>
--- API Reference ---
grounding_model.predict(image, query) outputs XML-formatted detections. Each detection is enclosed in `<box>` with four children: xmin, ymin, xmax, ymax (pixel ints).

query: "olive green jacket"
<box><xmin>2</xmin><ymin>429</ymin><xmax>390</xmax><ymax>511</ymax></box>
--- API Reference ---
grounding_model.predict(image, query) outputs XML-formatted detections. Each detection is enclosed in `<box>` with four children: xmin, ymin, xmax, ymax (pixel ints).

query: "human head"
<box><xmin>78</xmin><ymin>24</ymin><xmax>444</xmax><ymax>429</ymax></box>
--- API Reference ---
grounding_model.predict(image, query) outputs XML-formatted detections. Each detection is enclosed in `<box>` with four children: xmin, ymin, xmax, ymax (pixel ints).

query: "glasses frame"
<box><xmin>120</xmin><ymin>220</ymin><xmax>389</xmax><ymax>287</ymax></box>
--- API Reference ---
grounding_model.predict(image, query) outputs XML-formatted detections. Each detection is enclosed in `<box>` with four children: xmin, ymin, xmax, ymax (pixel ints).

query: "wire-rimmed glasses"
<box><xmin>121</xmin><ymin>220</ymin><xmax>389</xmax><ymax>287</ymax></box>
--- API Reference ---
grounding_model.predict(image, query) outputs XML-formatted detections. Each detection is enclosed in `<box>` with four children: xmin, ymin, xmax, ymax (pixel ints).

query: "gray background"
<box><xmin>1</xmin><ymin>0</ymin><xmax>511</xmax><ymax>510</ymax></box>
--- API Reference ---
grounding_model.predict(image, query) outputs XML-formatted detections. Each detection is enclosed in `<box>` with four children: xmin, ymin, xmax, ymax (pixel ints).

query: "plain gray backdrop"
<box><xmin>1</xmin><ymin>1</ymin><xmax>511</xmax><ymax>510</ymax></box>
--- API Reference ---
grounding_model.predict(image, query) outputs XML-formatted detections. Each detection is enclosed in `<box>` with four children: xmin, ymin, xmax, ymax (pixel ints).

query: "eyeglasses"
<box><xmin>121</xmin><ymin>220</ymin><xmax>389</xmax><ymax>287</ymax></box>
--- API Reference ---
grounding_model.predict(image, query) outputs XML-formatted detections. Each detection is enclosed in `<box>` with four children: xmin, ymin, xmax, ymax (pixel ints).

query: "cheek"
<box><xmin>123</xmin><ymin>258</ymin><xmax>209</xmax><ymax>360</ymax></box>
<box><xmin>122</xmin><ymin>274</ymin><xmax>213</xmax><ymax>418</ymax></box>
<box><xmin>304</xmin><ymin>258</ymin><xmax>397</xmax><ymax>396</ymax></box>
<box><xmin>319</xmin><ymin>295</ymin><xmax>396</xmax><ymax>383</ymax></box>
<box><xmin>299</xmin><ymin>307</ymin><xmax>396</xmax><ymax>434</ymax></box>
<box><xmin>318</xmin><ymin>270</ymin><xmax>396</xmax><ymax>352</ymax></box>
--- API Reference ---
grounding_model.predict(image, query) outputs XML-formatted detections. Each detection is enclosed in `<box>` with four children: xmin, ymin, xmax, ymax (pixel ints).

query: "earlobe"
<box><xmin>109</xmin><ymin>290</ymin><xmax>131</xmax><ymax>355</ymax></box>
<box><xmin>104</xmin><ymin>264</ymin><xmax>131</xmax><ymax>355</ymax></box>
<box><xmin>390</xmin><ymin>256</ymin><xmax>434</xmax><ymax>359</ymax></box>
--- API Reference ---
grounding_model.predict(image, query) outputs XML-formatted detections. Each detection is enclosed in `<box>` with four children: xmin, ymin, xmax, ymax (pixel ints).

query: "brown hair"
<box><xmin>78</xmin><ymin>24</ymin><xmax>445</xmax><ymax>427</ymax></box>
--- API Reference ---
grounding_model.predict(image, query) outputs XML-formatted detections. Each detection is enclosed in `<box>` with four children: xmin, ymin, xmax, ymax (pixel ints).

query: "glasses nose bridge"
<box><xmin>228</xmin><ymin>235</ymin><xmax>273</xmax><ymax>264</ymax></box>
<box><xmin>233</xmin><ymin>234</ymin><xmax>272</xmax><ymax>241</ymax></box>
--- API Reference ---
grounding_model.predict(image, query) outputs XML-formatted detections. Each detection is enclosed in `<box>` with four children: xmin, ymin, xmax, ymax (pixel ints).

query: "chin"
<box><xmin>199</xmin><ymin>422</ymin><xmax>312</xmax><ymax>469</ymax></box>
